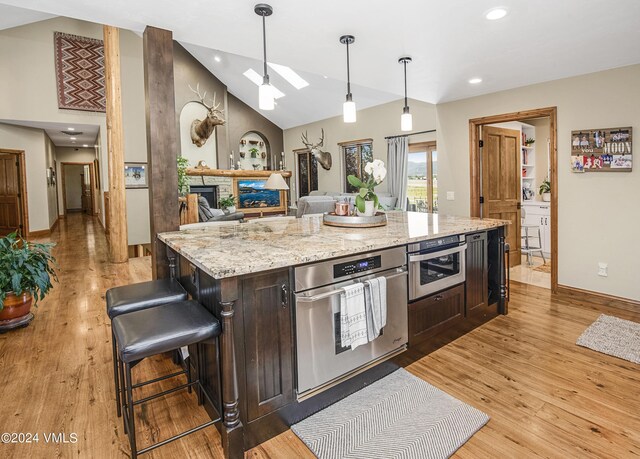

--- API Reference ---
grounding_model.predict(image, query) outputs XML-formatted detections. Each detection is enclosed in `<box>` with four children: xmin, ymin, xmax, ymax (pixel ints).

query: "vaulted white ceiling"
<box><xmin>2</xmin><ymin>0</ymin><xmax>640</xmax><ymax>129</ymax></box>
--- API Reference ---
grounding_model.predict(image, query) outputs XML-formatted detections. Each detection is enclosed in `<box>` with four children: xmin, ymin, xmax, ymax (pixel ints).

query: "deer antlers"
<box><xmin>301</xmin><ymin>128</ymin><xmax>324</xmax><ymax>149</ymax></box>
<box><xmin>189</xmin><ymin>83</ymin><xmax>223</xmax><ymax>113</ymax></box>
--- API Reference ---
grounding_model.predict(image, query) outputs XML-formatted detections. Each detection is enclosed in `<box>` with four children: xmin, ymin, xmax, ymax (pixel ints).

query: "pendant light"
<box><xmin>255</xmin><ymin>4</ymin><xmax>274</xmax><ymax>110</ymax></box>
<box><xmin>339</xmin><ymin>35</ymin><xmax>356</xmax><ymax>123</ymax></box>
<box><xmin>399</xmin><ymin>57</ymin><xmax>413</xmax><ymax>131</ymax></box>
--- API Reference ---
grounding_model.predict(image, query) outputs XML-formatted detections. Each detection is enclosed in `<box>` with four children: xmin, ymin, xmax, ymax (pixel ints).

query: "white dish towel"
<box><xmin>364</xmin><ymin>276</ymin><xmax>388</xmax><ymax>341</ymax></box>
<box><xmin>339</xmin><ymin>283</ymin><xmax>368</xmax><ymax>350</ymax></box>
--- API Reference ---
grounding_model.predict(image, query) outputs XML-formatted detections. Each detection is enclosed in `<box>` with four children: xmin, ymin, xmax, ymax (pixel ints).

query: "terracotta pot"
<box><xmin>0</xmin><ymin>292</ymin><xmax>33</xmax><ymax>321</ymax></box>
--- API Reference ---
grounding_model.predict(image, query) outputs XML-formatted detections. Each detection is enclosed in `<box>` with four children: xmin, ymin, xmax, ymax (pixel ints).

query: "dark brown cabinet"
<box><xmin>465</xmin><ymin>231</ymin><xmax>488</xmax><ymax>316</ymax></box>
<box><xmin>408</xmin><ymin>283</ymin><xmax>465</xmax><ymax>347</ymax></box>
<box><xmin>242</xmin><ymin>269</ymin><xmax>294</xmax><ymax>421</ymax></box>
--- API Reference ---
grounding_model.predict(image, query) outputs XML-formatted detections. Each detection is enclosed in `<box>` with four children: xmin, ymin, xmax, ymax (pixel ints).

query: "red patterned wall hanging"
<box><xmin>54</xmin><ymin>32</ymin><xmax>106</xmax><ymax>112</ymax></box>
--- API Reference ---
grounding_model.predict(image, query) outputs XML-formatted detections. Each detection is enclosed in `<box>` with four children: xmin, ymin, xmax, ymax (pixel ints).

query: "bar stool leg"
<box><xmin>112</xmin><ymin>330</ymin><xmax>121</xmax><ymax>418</ymax></box>
<box><xmin>119</xmin><ymin>357</ymin><xmax>128</xmax><ymax>435</ymax></box>
<box><xmin>125</xmin><ymin>363</ymin><xmax>137</xmax><ymax>459</ymax></box>
<box><xmin>186</xmin><ymin>355</ymin><xmax>192</xmax><ymax>394</ymax></box>
<box><xmin>538</xmin><ymin>227</ymin><xmax>546</xmax><ymax>264</ymax></box>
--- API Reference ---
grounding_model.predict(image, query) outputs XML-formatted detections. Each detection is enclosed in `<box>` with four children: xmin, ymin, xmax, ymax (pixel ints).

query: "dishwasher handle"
<box><xmin>295</xmin><ymin>268</ymin><xmax>408</xmax><ymax>303</ymax></box>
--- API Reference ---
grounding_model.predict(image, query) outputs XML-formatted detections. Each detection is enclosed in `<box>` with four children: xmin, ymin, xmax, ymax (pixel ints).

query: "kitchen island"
<box><xmin>157</xmin><ymin>211</ymin><xmax>508</xmax><ymax>458</ymax></box>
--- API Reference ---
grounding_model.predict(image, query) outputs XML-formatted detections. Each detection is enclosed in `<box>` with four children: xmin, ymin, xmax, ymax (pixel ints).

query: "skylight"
<box><xmin>267</xmin><ymin>63</ymin><xmax>309</xmax><ymax>90</ymax></box>
<box><xmin>243</xmin><ymin>69</ymin><xmax>285</xmax><ymax>99</ymax></box>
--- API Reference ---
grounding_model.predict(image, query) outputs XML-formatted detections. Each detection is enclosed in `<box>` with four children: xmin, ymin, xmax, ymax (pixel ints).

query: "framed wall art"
<box><xmin>570</xmin><ymin>127</ymin><xmax>632</xmax><ymax>172</ymax></box>
<box><xmin>233</xmin><ymin>178</ymin><xmax>286</xmax><ymax>215</ymax></box>
<box><xmin>124</xmin><ymin>163</ymin><xmax>148</xmax><ymax>189</ymax></box>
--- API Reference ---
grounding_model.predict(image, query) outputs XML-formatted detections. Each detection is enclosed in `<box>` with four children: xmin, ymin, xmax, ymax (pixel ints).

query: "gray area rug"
<box><xmin>576</xmin><ymin>314</ymin><xmax>640</xmax><ymax>364</ymax></box>
<box><xmin>291</xmin><ymin>368</ymin><xmax>489</xmax><ymax>459</ymax></box>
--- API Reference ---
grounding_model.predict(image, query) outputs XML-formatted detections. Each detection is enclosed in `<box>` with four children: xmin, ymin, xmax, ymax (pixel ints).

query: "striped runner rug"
<box><xmin>291</xmin><ymin>368</ymin><xmax>489</xmax><ymax>459</ymax></box>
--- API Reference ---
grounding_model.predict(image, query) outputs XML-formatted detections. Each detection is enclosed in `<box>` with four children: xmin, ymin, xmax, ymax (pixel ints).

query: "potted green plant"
<box><xmin>248</xmin><ymin>147</ymin><xmax>259</xmax><ymax>159</ymax></box>
<box><xmin>0</xmin><ymin>232</ymin><xmax>57</xmax><ymax>329</ymax></box>
<box><xmin>524</xmin><ymin>137</ymin><xmax>535</xmax><ymax>146</ymax></box>
<box><xmin>347</xmin><ymin>159</ymin><xmax>387</xmax><ymax>216</ymax></box>
<box><xmin>539</xmin><ymin>179</ymin><xmax>551</xmax><ymax>202</ymax></box>
<box><xmin>218</xmin><ymin>194</ymin><xmax>237</xmax><ymax>214</ymax></box>
<box><xmin>177</xmin><ymin>156</ymin><xmax>190</xmax><ymax>196</ymax></box>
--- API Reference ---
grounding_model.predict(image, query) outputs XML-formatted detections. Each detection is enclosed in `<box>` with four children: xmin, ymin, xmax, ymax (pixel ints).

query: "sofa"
<box><xmin>197</xmin><ymin>196</ymin><xmax>245</xmax><ymax>222</ymax></box>
<box><xmin>296</xmin><ymin>191</ymin><xmax>398</xmax><ymax>218</ymax></box>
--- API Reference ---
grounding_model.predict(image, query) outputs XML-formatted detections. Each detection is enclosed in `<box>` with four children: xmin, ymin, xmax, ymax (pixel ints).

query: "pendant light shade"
<box><xmin>401</xmin><ymin>109</ymin><xmax>413</xmax><ymax>132</ymax></box>
<box><xmin>340</xmin><ymin>35</ymin><xmax>356</xmax><ymax>123</ymax></box>
<box><xmin>259</xmin><ymin>78</ymin><xmax>274</xmax><ymax>110</ymax></box>
<box><xmin>343</xmin><ymin>95</ymin><xmax>356</xmax><ymax>123</ymax></box>
<box><xmin>399</xmin><ymin>57</ymin><xmax>412</xmax><ymax>132</ymax></box>
<box><xmin>255</xmin><ymin>4</ymin><xmax>274</xmax><ymax>111</ymax></box>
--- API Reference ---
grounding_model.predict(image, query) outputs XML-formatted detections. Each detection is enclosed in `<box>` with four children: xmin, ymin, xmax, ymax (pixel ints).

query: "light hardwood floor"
<box><xmin>1</xmin><ymin>214</ymin><xmax>638</xmax><ymax>458</ymax></box>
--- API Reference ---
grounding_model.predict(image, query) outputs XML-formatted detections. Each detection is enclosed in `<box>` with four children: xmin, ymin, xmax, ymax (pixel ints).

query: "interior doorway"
<box><xmin>469</xmin><ymin>107</ymin><xmax>558</xmax><ymax>292</ymax></box>
<box><xmin>0</xmin><ymin>149</ymin><xmax>29</xmax><ymax>237</ymax></box>
<box><xmin>294</xmin><ymin>148</ymin><xmax>318</xmax><ymax>199</ymax></box>
<box><xmin>61</xmin><ymin>162</ymin><xmax>95</xmax><ymax>217</ymax></box>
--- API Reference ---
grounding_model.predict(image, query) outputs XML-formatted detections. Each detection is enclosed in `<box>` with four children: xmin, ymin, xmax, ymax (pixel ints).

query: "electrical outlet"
<box><xmin>598</xmin><ymin>262</ymin><xmax>608</xmax><ymax>277</ymax></box>
<box><xmin>446</xmin><ymin>191</ymin><xmax>455</xmax><ymax>201</ymax></box>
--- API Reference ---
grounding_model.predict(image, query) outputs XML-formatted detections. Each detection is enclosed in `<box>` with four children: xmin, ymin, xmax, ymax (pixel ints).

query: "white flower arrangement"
<box><xmin>347</xmin><ymin>159</ymin><xmax>387</xmax><ymax>214</ymax></box>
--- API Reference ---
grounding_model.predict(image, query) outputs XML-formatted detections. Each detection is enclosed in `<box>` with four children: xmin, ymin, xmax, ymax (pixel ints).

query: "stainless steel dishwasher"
<box><xmin>294</xmin><ymin>246</ymin><xmax>408</xmax><ymax>400</ymax></box>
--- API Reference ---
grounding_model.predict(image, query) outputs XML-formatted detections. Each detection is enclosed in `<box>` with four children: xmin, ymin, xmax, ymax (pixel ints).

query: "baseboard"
<box><xmin>557</xmin><ymin>284</ymin><xmax>639</xmax><ymax>308</ymax></box>
<box><xmin>50</xmin><ymin>218</ymin><xmax>59</xmax><ymax>232</ymax></box>
<box><xmin>28</xmin><ymin>228</ymin><xmax>50</xmax><ymax>238</ymax></box>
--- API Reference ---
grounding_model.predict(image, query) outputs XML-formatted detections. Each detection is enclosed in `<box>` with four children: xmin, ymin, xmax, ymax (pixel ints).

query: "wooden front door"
<box><xmin>0</xmin><ymin>153</ymin><xmax>22</xmax><ymax>236</ymax></box>
<box><xmin>481</xmin><ymin>126</ymin><xmax>521</xmax><ymax>267</ymax></box>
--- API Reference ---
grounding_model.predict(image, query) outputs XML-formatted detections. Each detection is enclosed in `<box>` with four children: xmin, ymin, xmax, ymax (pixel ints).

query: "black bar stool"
<box><xmin>106</xmin><ymin>279</ymin><xmax>188</xmax><ymax>417</ymax></box>
<box><xmin>112</xmin><ymin>299</ymin><xmax>221</xmax><ymax>458</ymax></box>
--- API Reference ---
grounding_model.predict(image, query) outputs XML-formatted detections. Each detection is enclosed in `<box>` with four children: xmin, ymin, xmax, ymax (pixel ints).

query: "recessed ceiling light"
<box><xmin>214</xmin><ymin>55</ymin><xmax>221</xmax><ymax>62</ymax></box>
<box><xmin>486</xmin><ymin>8</ymin><xmax>507</xmax><ymax>20</ymax></box>
<box><xmin>323</xmin><ymin>75</ymin><xmax>328</xmax><ymax>79</ymax></box>
<box><xmin>243</xmin><ymin>69</ymin><xmax>285</xmax><ymax>99</ymax></box>
<box><xmin>83</xmin><ymin>144</ymin><xmax>88</xmax><ymax>147</ymax></box>
<box><xmin>469</xmin><ymin>78</ymin><xmax>483</xmax><ymax>84</ymax></box>
<box><xmin>69</xmin><ymin>137</ymin><xmax>77</xmax><ymax>140</ymax></box>
<box><xmin>67</xmin><ymin>127</ymin><xmax>75</xmax><ymax>131</ymax></box>
<box><xmin>268</xmin><ymin>63</ymin><xmax>309</xmax><ymax>90</ymax></box>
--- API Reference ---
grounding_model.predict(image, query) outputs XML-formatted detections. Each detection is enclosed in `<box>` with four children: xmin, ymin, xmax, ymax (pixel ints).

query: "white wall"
<box><xmin>283</xmin><ymin>99</ymin><xmax>437</xmax><ymax>198</ymax></box>
<box><xmin>0</xmin><ymin>124</ymin><xmax>49</xmax><ymax>232</ymax></box>
<box><xmin>0</xmin><ymin>17</ymin><xmax>150</xmax><ymax>244</ymax></box>
<box><xmin>436</xmin><ymin>64</ymin><xmax>640</xmax><ymax>301</ymax></box>
<box><xmin>64</xmin><ymin>164</ymin><xmax>84</xmax><ymax>210</ymax></box>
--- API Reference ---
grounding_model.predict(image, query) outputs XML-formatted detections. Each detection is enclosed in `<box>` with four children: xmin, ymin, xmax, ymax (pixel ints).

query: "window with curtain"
<box><xmin>407</xmin><ymin>141</ymin><xmax>438</xmax><ymax>212</ymax></box>
<box><xmin>340</xmin><ymin>139</ymin><xmax>373</xmax><ymax>192</ymax></box>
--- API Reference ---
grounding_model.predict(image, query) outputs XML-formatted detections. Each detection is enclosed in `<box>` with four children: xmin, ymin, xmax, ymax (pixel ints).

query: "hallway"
<box><xmin>0</xmin><ymin>214</ymin><xmax>226</xmax><ymax>458</ymax></box>
<box><xmin>1</xmin><ymin>215</ymin><xmax>639</xmax><ymax>458</ymax></box>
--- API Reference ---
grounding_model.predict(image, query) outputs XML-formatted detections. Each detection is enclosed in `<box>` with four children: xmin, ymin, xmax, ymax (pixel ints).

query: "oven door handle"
<box><xmin>408</xmin><ymin>244</ymin><xmax>467</xmax><ymax>263</ymax></box>
<box><xmin>295</xmin><ymin>269</ymin><xmax>408</xmax><ymax>303</ymax></box>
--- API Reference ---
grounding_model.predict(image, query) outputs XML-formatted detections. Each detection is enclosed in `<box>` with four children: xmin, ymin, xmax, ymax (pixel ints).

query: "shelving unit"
<box><xmin>520</xmin><ymin>125</ymin><xmax>536</xmax><ymax>202</ymax></box>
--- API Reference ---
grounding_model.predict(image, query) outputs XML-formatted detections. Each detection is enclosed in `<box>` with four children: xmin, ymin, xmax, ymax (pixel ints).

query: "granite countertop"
<box><xmin>158</xmin><ymin>211</ymin><xmax>508</xmax><ymax>279</ymax></box>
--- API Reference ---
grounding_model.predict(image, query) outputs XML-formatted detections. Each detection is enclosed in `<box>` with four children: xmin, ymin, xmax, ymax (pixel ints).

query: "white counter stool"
<box><xmin>521</xmin><ymin>207</ymin><xmax>545</xmax><ymax>265</ymax></box>
<box><xmin>106</xmin><ymin>279</ymin><xmax>188</xmax><ymax>418</ymax></box>
<box><xmin>112</xmin><ymin>300</ymin><xmax>221</xmax><ymax>458</ymax></box>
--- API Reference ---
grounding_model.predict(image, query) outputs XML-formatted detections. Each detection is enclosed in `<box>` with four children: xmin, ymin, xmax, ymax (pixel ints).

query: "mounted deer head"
<box><xmin>301</xmin><ymin>128</ymin><xmax>332</xmax><ymax>170</ymax></box>
<box><xmin>188</xmin><ymin>83</ymin><xmax>226</xmax><ymax>147</ymax></box>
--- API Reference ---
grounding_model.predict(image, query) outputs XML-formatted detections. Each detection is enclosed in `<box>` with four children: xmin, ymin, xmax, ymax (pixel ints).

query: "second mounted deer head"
<box><xmin>189</xmin><ymin>83</ymin><xmax>226</xmax><ymax>147</ymax></box>
<box><xmin>301</xmin><ymin>128</ymin><xmax>332</xmax><ymax>170</ymax></box>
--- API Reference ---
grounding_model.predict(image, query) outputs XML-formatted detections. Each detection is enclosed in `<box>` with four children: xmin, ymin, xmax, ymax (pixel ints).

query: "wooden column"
<box><xmin>103</xmin><ymin>26</ymin><xmax>128</xmax><ymax>263</ymax></box>
<box><xmin>143</xmin><ymin>26</ymin><xmax>179</xmax><ymax>279</ymax></box>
